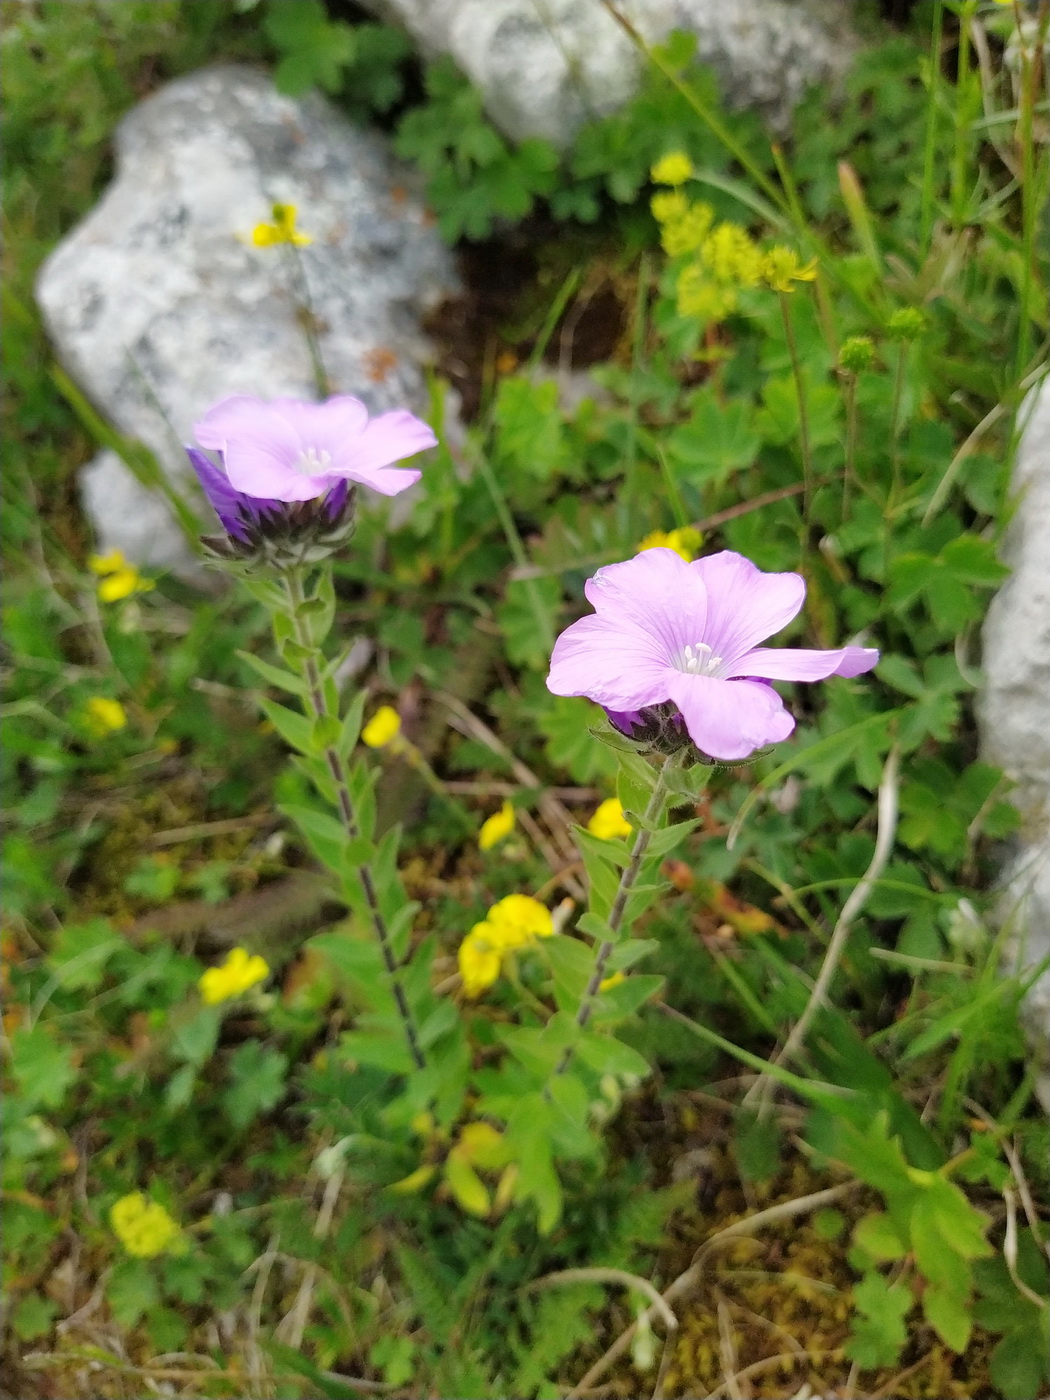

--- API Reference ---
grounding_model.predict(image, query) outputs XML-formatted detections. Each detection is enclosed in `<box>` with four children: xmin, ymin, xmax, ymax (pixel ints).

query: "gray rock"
<box><xmin>980</xmin><ymin>379</ymin><xmax>1050</xmax><ymax>1112</ymax></box>
<box><xmin>359</xmin><ymin>0</ymin><xmax>854</xmax><ymax>147</ymax></box>
<box><xmin>36</xmin><ymin>65</ymin><xmax>457</xmax><ymax>575</ymax></box>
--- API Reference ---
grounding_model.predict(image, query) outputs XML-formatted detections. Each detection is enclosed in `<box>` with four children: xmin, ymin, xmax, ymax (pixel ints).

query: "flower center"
<box><xmin>678</xmin><ymin>641</ymin><xmax>725</xmax><ymax>677</ymax></box>
<box><xmin>295</xmin><ymin>446</ymin><xmax>332</xmax><ymax>476</ymax></box>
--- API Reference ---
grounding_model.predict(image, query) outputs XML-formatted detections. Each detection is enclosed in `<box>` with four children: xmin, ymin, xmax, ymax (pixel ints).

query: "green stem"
<box><xmin>620</xmin><ymin>253</ymin><xmax>651</xmax><ymax>535</ymax></box>
<box><xmin>285</xmin><ymin>244</ymin><xmax>331</xmax><ymax>399</ymax></box>
<box><xmin>656</xmin><ymin>446</ymin><xmax>691</xmax><ymax>530</ymax></box>
<box><xmin>950</xmin><ymin>2</ymin><xmax>977</xmax><ymax>228</ymax></box>
<box><xmin>842</xmin><ymin>373</ymin><xmax>858</xmax><ymax>518</ymax></box>
<box><xmin>779</xmin><ymin>293</ymin><xmax>813</xmax><ymax>522</ymax></box>
<box><xmin>552</xmin><ymin>759</ymin><xmax>670</xmax><ymax>1080</ymax></box>
<box><xmin>888</xmin><ymin>342</ymin><xmax>908</xmax><ymax>510</ymax></box>
<box><xmin>920</xmin><ymin>0</ymin><xmax>945</xmax><ymax>258</ymax></box>
<box><xmin>477</xmin><ymin>452</ymin><xmax>555</xmax><ymax>653</ymax></box>
<box><xmin>282</xmin><ymin>567</ymin><xmax>425</xmax><ymax>1070</ymax></box>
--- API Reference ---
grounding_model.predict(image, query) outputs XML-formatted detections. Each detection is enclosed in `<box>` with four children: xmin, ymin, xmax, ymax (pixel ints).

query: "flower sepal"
<box><xmin>199</xmin><ymin>486</ymin><xmax>358</xmax><ymax>574</ymax></box>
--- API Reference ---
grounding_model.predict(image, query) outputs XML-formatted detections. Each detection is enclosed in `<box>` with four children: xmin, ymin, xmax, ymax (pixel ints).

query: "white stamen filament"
<box><xmin>295</xmin><ymin>446</ymin><xmax>332</xmax><ymax>476</ymax></box>
<box><xmin>679</xmin><ymin>641</ymin><xmax>725</xmax><ymax>677</ymax></box>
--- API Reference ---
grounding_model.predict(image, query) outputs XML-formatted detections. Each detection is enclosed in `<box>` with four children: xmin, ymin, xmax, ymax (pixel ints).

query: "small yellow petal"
<box><xmin>636</xmin><ymin>527</ymin><xmax>702</xmax><ymax>563</ymax></box>
<box><xmin>88</xmin><ymin>549</ymin><xmax>125</xmax><ymax>575</ymax></box>
<box><xmin>362</xmin><ymin>705</ymin><xmax>402</xmax><ymax>749</ymax></box>
<box><xmin>478</xmin><ymin>800</ymin><xmax>515</xmax><ymax>851</ymax></box>
<box><xmin>487</xmin><ymin>893</ymin><xmax>553</xmax><ymax>941</ymax></box>
<box><xmin>458</xmin><ymin>927</ymin><xmax>502</xmax><ymax>997</ymax></box>
<box><xmin>599</xmin><ymin>971</ymin><xmax>626</xmax><ymax>992</ymax></box>
<box><xmin>587</xmin><ymin>798</ymin><xmax>633</xmax><ymax>842</ymax></box>
<box><xmin>199</xmin><ymin>946</ymin><xmax>269</xmax><ymax>1004</ymax></box>
<box><xmin>97</xmin><ymin>566</ymin><xmax>152</xmax><ymax>602</ymax></box>
<box><xmin>251</xmin><ymin>223</ymin><xmax>280</xmax><ymax>247</ymax></box>
<box><xmin>85</xmin><ymin>697</ymin><xmax>127</xmax><ymax>735</ymax></box>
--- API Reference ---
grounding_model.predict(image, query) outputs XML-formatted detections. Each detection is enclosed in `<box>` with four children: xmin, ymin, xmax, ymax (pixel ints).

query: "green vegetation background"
<box><xmin>2</xmin><ymin>1</ymin><xmax>1048</xmax><ymax>1397</ymax></box>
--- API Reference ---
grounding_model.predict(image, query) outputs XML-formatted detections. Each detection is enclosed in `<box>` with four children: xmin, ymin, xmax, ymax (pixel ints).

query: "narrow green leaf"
<box><xmin>259</xmin><ymin>697</ymin><xmax>314</xmax><ymax>755</ymax></box>
<box><xmin>236</xmin><ymin>650</ymin><xmax>310</xmax><ymax>697</ymax></box>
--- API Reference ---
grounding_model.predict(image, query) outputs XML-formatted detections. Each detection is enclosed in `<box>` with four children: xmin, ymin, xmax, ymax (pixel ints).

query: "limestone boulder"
<box><xmin>980</xmin><ymin>379</ymin><xmax>1050</xmax><ymax>1112</ymax></box>
<box><xmin>359</xmin><ymin>0</ymin><xmax>855</xmax><ymax>147</ymax></box>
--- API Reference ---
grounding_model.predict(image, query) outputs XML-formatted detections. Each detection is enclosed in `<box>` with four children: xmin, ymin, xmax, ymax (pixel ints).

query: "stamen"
<box><xmin>295</xmin><ymin>446</ymin><xmax>332</xmax><ymax>476</ymax></box>
<box><xmin>679</xmin><ymin>640</ymin><xmax>724</xmax><ymax>677</ymax></box>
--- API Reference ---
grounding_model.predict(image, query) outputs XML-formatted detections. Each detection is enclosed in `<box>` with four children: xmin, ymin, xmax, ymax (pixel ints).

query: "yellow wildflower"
<box><xmin>487</xmin><ymin>893</ymin><xmax>553</xmax><ymax>946</ymax></box>
<box><xmin>110</xmin><ymin>1192</ymin><xmax>180</xmax><ymax>1257</ymax></box>
<box><xmin>651</xmin><ymin>151</ymin><xmax>694</xmax><ymax>187</ymax></box>
<box><xmin>478</xmin><ymin>800</ymin><xmax>515</xmax><ymax>851</ymax></box>
<box><xmin>456</xmin><ymin>894</ymin><xmax>553</xmax><ymax>996</ymax></box>
<box><xmin>702</xmin><ymin>223</ymin><xmax>764</xmax><ymax>288</ymax></box>
<box><xmin>362</xmin><ymin>705</ymin><xmax>402</xmax><ymax>749</ymax></box>
<box><xmin>599</xmin><ymin>971</ymin><xmax>626</xmax><ymax>993</ymax></box>
<box><xmin>651</xmin><ymin>192</ymin><xmax>713</xmax><ymax>258</ymax></box>
<box><xmin>587</xmin><ymin>797</ymin><xmax>633</xmax><ymax>842</ymax></box>
<box><xmin>88</xmin><ymin>548</ymin><xmax>154</xmax><ymax>602</ymax></box>
<box><xmin>637</xmin><ymin>526</ymin><xmax>702</xmax><ymax>562</ymax></box>
<box><xmin>199</xmin><ymin>946</ymin><xmax>270</xmax><ymax>1005</ymax></box>
<box><xmin>676</xmin><ymin>265</ymin><xmax>738</xmax><ymax>322</ymax></box>
<box><xmin>762</xmin><ymin>246</ymin><xmax>818</xmax><ymax>293</ymax></box>
<box><xmin>84</xmin><ymin>697</ymin><xmax>127</xmax><ymax>736</ymax></box>
<box><xmin>458</xmin><ymin>924</ymin><xmax>503</xmax><ymax>997</ymax></box>
<box><xmin>252</xmin><ymin>202</ymin><xmax>312</xmax><ymax>247</ymax></box>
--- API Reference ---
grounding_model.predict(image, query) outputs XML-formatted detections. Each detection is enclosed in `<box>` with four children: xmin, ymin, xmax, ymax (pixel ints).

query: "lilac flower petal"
<box><xmin>723</xmin><ymin>645</ymin><xmax>880</xmax><ymax>682</ymax></box>
<box><xmin>332</xmin><ymin>409</ymin><xmax>437</xmax><ymax>482</ymax></box>
<box><xmin>271</xmin><ymin>395</ymin><xmax>370</xmax><ymax>451</ymax></box>
<box><xmin>667</xmin><ymin>673</ymin><xmax>795</xmax><ymax>761</ymax></box>
<box><xmin>195</xmin><ymin>397</ymin><xmax>321</xmax><ymax>502</ymax></box>
<box><xmin>547</xmin><ymin>614</ymin><xmax>673</xmax><ymax>711</ymax></box>
<box><xmin>584</xmin><ymin>548</ymin><xmax>707</xmax><ymax>663</ymax></box>
<box><xmin>345</xmin><ymin>463</ymin><xmax>422</xmax><ymax>497</ymax></box>
<box><xmin>692</xmin><ymin>551</ymin><xmax>805</xmax><ymax>664</ymax></box>
<box><xmin>832</xmin><ymin>647</ymin><xmax>881</xmax><ymax>678</ymax></box>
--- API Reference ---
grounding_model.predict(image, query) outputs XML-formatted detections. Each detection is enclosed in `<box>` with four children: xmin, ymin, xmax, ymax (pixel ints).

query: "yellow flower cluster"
<box><xmin>650</xmin><ymin>186</ymin><xmax>818</xmax><ymax>323</ymax></box>
<box><xmin>110</xmin><ymin>1192</ymin><xmax>180</xmax><ymax>1257</ymax></box>
<box><xmin>88</xmin><ymin>549</ymin><xmax>154</xmax><ymax>603</ymax></box>
<box><xmin>252</xmin><ymin>202</ymin><xmax>312</xmax><ymax>247</ymax></box>
<box><xmin>84</xmin><ymin>697</ymin><xmax>127</xmax><ymax>735</ymax></box>
<box><xmin>458</xmin><ymin>894</ymin><xmax>553</xmax><ymax>997</ymax></box>
<box><xmin>362</xmin><ymin>704</ymin><xmax>402</xmax><ymax>749</ymax></box>
<box><xmin>478</xmin><ymin>799</ymin><xmax>515</xmax><ymax>851</ymax></box>
<box><xmin>198</xmin><ymin>946</ymin><xmax>270</xmax><ymax>1005</ymax></box>
<box><xmin>637</xmin><ymin>526</ymin><xmax>703</xmax><ymax>562</ymax></box>
<box><xmin>587</xmin><ymin>797</ymin><xmax>633</xmax><ymax>841</ymax></box>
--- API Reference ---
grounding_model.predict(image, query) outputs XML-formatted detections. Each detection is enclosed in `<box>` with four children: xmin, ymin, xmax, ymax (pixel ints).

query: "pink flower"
<box><xmin>547</xmin><ymin>548</ymin><xmax>879</xmax><ymax>762</ymax></box>
<box><xmin>192</xmin><ymin>395</ymin><xmax>437</xmax><ymax>504</ymax></box>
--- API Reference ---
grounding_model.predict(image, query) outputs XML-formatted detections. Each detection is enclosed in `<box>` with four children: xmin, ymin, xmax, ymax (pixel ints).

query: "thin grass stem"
<box><xmin>920</xmin><ymin>1</ymin><xmax>946</xmax><ymax>257</ymax></box>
